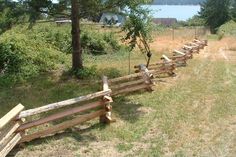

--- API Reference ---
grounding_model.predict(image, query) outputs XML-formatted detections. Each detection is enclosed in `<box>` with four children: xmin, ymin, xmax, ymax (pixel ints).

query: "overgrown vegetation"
<box><xmin>0</xmin><ymin>26</ymin><xmax>68</xmax><ymax>85</ymax></box>
<box><xmin>218</xmin><ymin>20</ymin><xmax>236</xmax><ymax>36</ymax></box>
<box><xmin>123</xmin><ymin>7</ymin><xmax>154</xmax><ymax>68</ymax></box>
<box><xmin>199</xmin><ymin>0</ymin><xmax>236</xmax><ymax>33</ymax></box>
<box><xmin>0</xmin><ymin>23</ymin><xmax>124</xmax><ymax>85</ymax></box>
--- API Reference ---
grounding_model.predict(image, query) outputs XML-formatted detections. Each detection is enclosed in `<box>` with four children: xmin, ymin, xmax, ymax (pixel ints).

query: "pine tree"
<box><xmin>231</xmin><ymin>0</ymin><xmax>236</xmax><ymax>21</ymax></box>
<box><xmin>200</xmin><ymin>0</ymin><xmax>230</xmax><ymax>33</ymax></box>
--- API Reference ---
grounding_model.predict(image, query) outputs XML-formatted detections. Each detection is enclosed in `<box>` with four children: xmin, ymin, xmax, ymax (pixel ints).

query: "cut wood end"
<box><xmin>0</xmin><ymin>104</ymin><xmax>25</xmax><ymax>130</ymax></box>
<box><xmin>103</xmin><ymin>96</ymin><xmax>113</xmax><ymax>103</ymax></box>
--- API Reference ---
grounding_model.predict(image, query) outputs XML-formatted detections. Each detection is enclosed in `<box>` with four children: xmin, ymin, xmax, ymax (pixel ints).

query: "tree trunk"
<box><xmin>71</xmin><ymin>0</ymin><xmax>83</xmax><ymax>70</ymax></box>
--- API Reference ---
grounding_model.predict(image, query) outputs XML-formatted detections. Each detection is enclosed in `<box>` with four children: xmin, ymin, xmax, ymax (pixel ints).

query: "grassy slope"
<box><xmin>1</xmin><ymin>28</ymin><xmax>235</xmax><ymax>156</ymax></box>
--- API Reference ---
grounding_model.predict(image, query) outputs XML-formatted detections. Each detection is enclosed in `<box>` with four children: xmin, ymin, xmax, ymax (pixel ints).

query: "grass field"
<box><xmin>1</xmin><ymin>28</ymin><xmax>236</xmax><ymax>157</ymax></box>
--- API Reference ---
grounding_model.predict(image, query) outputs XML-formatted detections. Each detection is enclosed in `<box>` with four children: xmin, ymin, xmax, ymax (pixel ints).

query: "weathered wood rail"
<box><xmin>0</xmin><ymin>104</ymin><xmax>25</xmax><ymax>157</ymax></box>
<box><xmin>110</xmin><ymin>64</ymin><xmax>155</xmax><ymax>95</ymax></box>
<box><xmin>0</xmin><ymin>78</ymin><xmax>114</xmax><ymax>157</ymax></box>
<box><xmin>136</xmin><ymin>56</ymin><xmax>176</xmax><ymax>78</ymax></box>
<box><xmin>135</xmin><ymin>39</ymin><xmax>208</xmax><ymax>77</ymax></box>
<box><xmin>17</xmin><ymin>89</ymin><xmax>113</xmax><ymax>143</ymax></box>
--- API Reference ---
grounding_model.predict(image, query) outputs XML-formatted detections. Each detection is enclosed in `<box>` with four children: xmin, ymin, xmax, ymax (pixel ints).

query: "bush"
<box><xmin>75</xmin><ymin>66</ymin><xmax>98</xmax><ymax>79</ymax></box>
<box><xmin>81</xmin><ymin>30</ymin><xmax>121</xmax><ymax>55</ymax></box>
<box><xmin>102</xmin><ymin>67</ymin><xmax>121</xmax><ymax>78</ymax></box>
<box><xmin>0</xmin><ymin>42</ymin><xmax>25</xmax><ymax>74</ymax></box>
<box><xmin>186</xmin><ymin>15</ymin><xmax>205</xmax><ymax>27</ymax></box>
<box><xmin>0</xmin><ymin>23</ymin><xmax>124</xmax><ymax>84</ymax></box>
<box><xmin>103</xmin><ymin>32</ymin><xmax>121</xmax><ymax>51</ymax></box>
<box><xmin>218</xmin><ymin>20</ymin><xmax>236</xmax><ymax>36</ymax></box>
<box><xmin>0</xmin><ymin>28</ymin><xmax>68</xmax><ymax>83</ymax></box>
<box><xmin>18</xmin><ymin>23</ymin><xmax>123</xmax><ymax>55</ymax></box>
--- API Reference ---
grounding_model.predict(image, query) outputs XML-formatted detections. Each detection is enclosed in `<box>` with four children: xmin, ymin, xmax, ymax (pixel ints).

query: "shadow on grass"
<box><xmin>0</xmin><ymin>71</ymin><xmax>102</xmax><ymax>117</ymax></box>
<box><xmin>9</xmin><ymin>123</ymin><xmax>107</xmax><ymax>157</ymax></box>
<box><xmin>112</xmin><ymin>94</ymin><xmax>146</xmax><ymax>123</ymax></box>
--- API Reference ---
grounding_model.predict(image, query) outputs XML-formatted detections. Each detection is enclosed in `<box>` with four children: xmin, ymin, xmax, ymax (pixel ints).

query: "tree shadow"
<box><xmin>112</xmin><ymin>93</ymin><xmax>147</xmax><ymax>123</ymax></box>
<box><xmin>8</xmin><ymin>123</ymin><xmax>107</xmax><ymax>157</ymax></box>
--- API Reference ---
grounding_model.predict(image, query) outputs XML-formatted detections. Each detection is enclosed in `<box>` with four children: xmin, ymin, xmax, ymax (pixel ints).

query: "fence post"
<box><xmin>0</xmin><ymin>104</ymin><xmax>25</xmax><ymax>157</ymax></box>
<box><xmin>100</xmin><ymin>76</ymin><xmax>113</xmax><ymax>124</ymax></box>
<box><xmin>172</xmin><ymin>28</ymin><xmax>175</xmax><ymax>40</ymax></box>
<box><xmin>138</xmin><ymin>64</ymin><xmax>154</xmax><ymax>91</ymax></box>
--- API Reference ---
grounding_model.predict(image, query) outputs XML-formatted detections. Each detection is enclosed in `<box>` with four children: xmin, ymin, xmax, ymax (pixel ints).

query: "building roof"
<box><xmin>100</xmin><ymin>13</ymin><xmax>125</xmax><ymax>26</ymax></box>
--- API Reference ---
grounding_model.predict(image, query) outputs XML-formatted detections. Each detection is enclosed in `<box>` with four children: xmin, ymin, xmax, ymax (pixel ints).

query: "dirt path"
<box><xmin>153</xmin><ymin>38</ymin><xmax>236</xmax><ymax>157</ymax></box>
<box><xmin>176</xmin><ymin>39</ymin><xmax>236</xmax><ymax>157</ymax></box>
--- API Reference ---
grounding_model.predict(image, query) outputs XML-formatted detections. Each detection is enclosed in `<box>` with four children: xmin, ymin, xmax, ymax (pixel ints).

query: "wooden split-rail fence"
<box><xmin>0</xmin><ymin>39</ymin><xmax>207</xmax><ymax>157</ymax></box>
<box><xmin>0</xmin><ymin>68</ymin><xmax>154</xmax><ymax>157</ymax></box>
<box><xmin>134</xmin><ymin>38</ymin><xmax>207</xmax><ymax>79</ymax></box>
<box><xmin>0</xmin><ymin>88</ymin><xmax>113</xmax><ymax>157</ymax></box>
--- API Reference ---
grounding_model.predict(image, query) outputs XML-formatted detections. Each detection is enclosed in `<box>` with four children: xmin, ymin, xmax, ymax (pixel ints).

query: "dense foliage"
<box><xmin>218</xmin><ymin>20</ymin><xmax>236</xmax><ymax>36</ymax></box>
<box><xmin>0</xmin><ymin>27</ymin><xmax>68</xmax><ymax>84</ymax></box>
<box><xmin>199</xmin><ymin>0</ymin><xmax>231</xmax><ymax>33</ymax></box>
<box><xmin>0</xmin><ymin>23</ymin><xmax>123</xmax><ymax>84</ymax></box>
<box><xmin>122</xmin><ymin>6</ymin><xmax>154</xmax><ymax>67</ymax></box>
<box><xmin>185</xmin><ymin>15</ymin><xmax>205</xmax><ymax>26</ymax></box>
<box><xmin>230</xmin><ymin>0</ymin><xmax>236</xmax><ymax>21</ymax></box>
<box><xmin>0</xmin><ymin>0</ymin><xmax>26</xmax><ymax>34</ymax></box>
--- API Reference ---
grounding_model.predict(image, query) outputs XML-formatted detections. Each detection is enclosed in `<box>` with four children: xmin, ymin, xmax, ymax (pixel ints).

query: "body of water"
<box><xmin>144</xmin><ymin>5</ymin><xmax>201</xmax><ymax>21</ymax></box>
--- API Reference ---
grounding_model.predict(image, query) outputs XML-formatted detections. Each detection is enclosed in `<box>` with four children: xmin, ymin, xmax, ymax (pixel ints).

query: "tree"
<box><xmin>1</xmin><ymin>0</ymin><xmax>153</xmax><ymax>72</ymax></box>
<box><xmin>187</xmin><ymin>15</ymin><xmax>205</xmax><ymax>26</ymax></box>
<box><xmin>102</xmin><ymin>0</ymin><xmax>153</xmax><ymax>69</ymax></box>
<box><xmin>122</xmin><ymin>6</ymin><xmax>153</xmax><ymax>68</ymax></box>
<box><xmin>199</xmin><ymin>0</ymin><xmax>230</xmax><ymax>33</ymax></box>
<box><xmin>71</xmin><ymin>0</ymin><xmax>83</xmax><ymax>70</ymax></box>
<box><xmin>230</xmin><ymin>0</ymin><xmax>236</xmax><ymax>21</ymax></box>
<box><xmin>0</xmin><ymin>0</ymin><xmax>25</xmax><ymax>34</ymax></box>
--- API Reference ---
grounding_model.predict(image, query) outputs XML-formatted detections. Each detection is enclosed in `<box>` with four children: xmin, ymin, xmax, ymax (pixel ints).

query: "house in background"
<box><xmin>99</xmin><ymin>13</ymin><xmax>126</xmax><ymax>27</ymax></box>
<box><xmin>152</xmin><ymin>18</ymin><xmax>177</xmax><ymax>27</ymax></box>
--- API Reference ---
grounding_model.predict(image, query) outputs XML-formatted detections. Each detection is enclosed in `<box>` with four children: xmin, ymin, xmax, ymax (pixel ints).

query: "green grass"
<box><xmin>6</xmin><ymin>46</ymin><xmax>236</xmax><ymax>157</ymax></box>
<box><xmin>1</xmin><ymin>27</ymin><xmax>236</xmax><ymax>156</ymax></box>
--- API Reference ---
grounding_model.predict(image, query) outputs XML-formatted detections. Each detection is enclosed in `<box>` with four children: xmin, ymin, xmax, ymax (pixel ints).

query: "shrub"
<box><xmin>81</xmin><ymin>30</ymin><xmax>122</xmax><ymax>55</ymax></box>
<box><xmin>20</xmin><ymin>23</ymin><xmax>123</xmax><ymax>55</ymax></box>
<box><xmin>100</xmin><ymin>67</ymin><xmax>121</xmax><ymax>78</ymax></box>
<box><xmin>0</xmin><ymin>23</ymin><xmax>124</xmax><ymax>84</ymax></box>
<box><xmin>75</xmin><ymin>66</ymin><xmax>98</xmax><ymax>79</ymax></box>
<box><xmin>218</xmin><ymin>20</ymin><xmax>236</xmax><ymax>36</ymax></box>
<box><xmin>103</xmin><ymin>32</ymin><xmax>121</xmax><ymax>51</ymax></box>
<box><xmin>0</xmin><ymin>28</ymin><xmax>68</xmax><ymax>83</ymax></box>
<box><xmin>0</xmin><ymin>42</ymin><xmax>25</xmax><ymax>74</ymax></box>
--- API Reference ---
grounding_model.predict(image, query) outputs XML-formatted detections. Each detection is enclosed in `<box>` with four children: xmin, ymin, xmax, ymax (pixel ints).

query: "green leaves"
<box><xmin>230</xmin><ymin>0</ymin><xmax>236</xmax><ymax>21</ymax></box>
<box><xmin>199</xmin><ymin>0</ymin><xmax>230</xmax><ymax>33</ymax></box>
<box><xmin>122</xmin><ymin>6</ymin><xmax>153</xmax><ymax>52</ymax></box>
<box><xmin>0</xmin><ymin>1</ymin><xmax>26</xmax><ymax>34</ymax></box>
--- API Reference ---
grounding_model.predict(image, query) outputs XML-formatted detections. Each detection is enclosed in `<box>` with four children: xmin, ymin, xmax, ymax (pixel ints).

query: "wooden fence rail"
<box><xmin>0</xmin><ymin>77</ymin><xmax>114</xmax><ymax>155</ymax></box>
<box><xmin>111</xmin><ymin>64</ymin><xmax>155</xmax><ymax>96</ymax></box>
<box><xmin>17</xmin><ymin>88</ymin><xmax>112</xmax><ymax>143</ymax></box>
<box><xmin>0</xmin><ymin>68</ymin><xmax>156</xmax><ymax>156</ymax></box>
<box><xmin>0</xmin><ymin>104</ymin><xmax>25</xmax><ymax>157</ymax></box>
<box><xmin>17</xmin><ymin>90</ymin><xmax>111</xmax><ymax>119</ymax></box>
<box><xmin>134</xmin><ymin>39</ymin><xmax>208</xmax><ymax>78</ymax></box>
